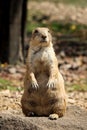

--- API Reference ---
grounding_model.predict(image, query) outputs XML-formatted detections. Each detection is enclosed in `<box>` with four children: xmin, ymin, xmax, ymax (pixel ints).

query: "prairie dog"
<box><xmin>21</xmin><ymin>27</ymin><xmax>66</xmax><ymax>120</ymax></box>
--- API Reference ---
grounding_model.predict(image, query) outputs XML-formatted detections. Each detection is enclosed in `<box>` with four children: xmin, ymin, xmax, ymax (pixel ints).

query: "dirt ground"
<box><xmin>0</xmin><ymin>106</ymin><xmax>87</xmax><ymax>130</ymax></box>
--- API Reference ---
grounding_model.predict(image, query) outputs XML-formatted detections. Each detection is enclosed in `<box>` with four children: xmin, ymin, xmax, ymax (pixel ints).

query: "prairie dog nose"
<box><xmin>41</xmin><ymin>35</ymin><xmax>47</xmax><ymax>39</ymax></box>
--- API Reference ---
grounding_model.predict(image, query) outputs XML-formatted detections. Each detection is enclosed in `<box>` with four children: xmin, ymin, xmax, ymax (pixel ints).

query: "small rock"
<box><xmin>8</xmin><ymin>68</ymin><xmax>16</xmax><ymax>74</ymax></box>
<box><xmin>60</xmin><ymin>51</ymin><xmax>65</xmax><ymax>58</ymax></box>
<box><xmin>68</xmin><ymin>98</ymin><xmax>76</xmax><ymax>104</ymax></box>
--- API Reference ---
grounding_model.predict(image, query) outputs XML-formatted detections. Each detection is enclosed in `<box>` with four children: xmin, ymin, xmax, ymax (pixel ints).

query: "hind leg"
<box><xmin>49</xmin><ymin>98</ymin><xmax>66</xmax><ymax>120</ymax></box>
<box><xmin>21</xmin><ymin>100</ymin><xmax>34</xmax><ymax>116</ymax></box>
<box><xmin>21</xmin><ymin>92</ymin><xmax>37</xmax><ymax>117</ymax></box>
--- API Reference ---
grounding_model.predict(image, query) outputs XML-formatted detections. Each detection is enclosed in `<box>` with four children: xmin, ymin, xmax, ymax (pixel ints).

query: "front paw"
<box><xmin>47</xmin><ymin>79</ymin><xmax>56</xmax><ymax>89</ymax></box>
<box><xmin>31</xmin><ymin>81</ymin><xmax>39</xmax><ymax>90</ymax></box>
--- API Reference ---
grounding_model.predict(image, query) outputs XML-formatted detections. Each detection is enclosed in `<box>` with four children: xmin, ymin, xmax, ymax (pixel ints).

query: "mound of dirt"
<box><xmin>0</xmin><ymin>106</ymin><xmax>87</xmax><ymax>130</ymax></box>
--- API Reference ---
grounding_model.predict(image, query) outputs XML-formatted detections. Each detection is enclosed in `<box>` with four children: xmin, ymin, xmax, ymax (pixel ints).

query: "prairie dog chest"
<box><xmin>29</xmin><ymin>47</ymin><xmax>53</xmax><ymax>69</ymax></box>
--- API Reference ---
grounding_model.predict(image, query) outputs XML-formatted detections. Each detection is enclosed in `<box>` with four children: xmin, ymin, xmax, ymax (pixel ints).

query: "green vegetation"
<box><xmin>26</xmin><ymin>20</ymin><xmax>87</xmax><ymax>42</ymax></box>
<box><xmin>0</xmin><ymin>78</ymin><xmax>20</xmax><ymax>91</ymax></box>
<box><xmin>27</xmin><ymin>0</ymin><xmax>87</xmax><ymax>42</ymax></box>
<box><xmin>27</xmin><ymin>8</ymin><xmax>87</xmax><ymax>34</ymax></box>
<box><xmin>67</xmin><ymin>79</ymin><xmax>87</xmax><ymax>92</ymax></box>
<box><xmin>72</xmin><ymin>84</ymin><xmax>87</xmax><ymax>92</ymax></box>
<box><xmin>26</xmin><ymin>22</ymin><xmax>47</xmax><ymax>33</ymax></box>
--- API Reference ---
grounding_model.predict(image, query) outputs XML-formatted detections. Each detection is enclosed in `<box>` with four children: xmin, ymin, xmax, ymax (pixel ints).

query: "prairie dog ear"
<box><xmin>48</xmin><ymin>29</ymin><xmax>52</xmax><ymax>42</ymax></box>
<box><xmin>33</xmin><ymin>29</ymin><xmax>39</xmax><ymax>34</ymax></box>
<box><xmin>48</xmin><ymin>28</ymin><xmax>51</xmax><ymax>33</ymax></box>
<box><xmin>50</xmin><ymin>34</ymin><xmax>52</xmax><ymax>42</ymax></box>
<box><xmin>31</xmin><ymin>29</ymin><xmax>38</xmax><ymax>39</ymax></box>
<box><xmin>32</xmin><ymin>28</ymin><xmax>39</xmax><ymax>34</ymax></box>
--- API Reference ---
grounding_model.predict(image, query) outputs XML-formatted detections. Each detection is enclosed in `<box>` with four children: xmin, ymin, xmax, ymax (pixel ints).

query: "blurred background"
<box><xmin>0</xmin><ymin>0</ymin><xmax>87</xmax><ymax>113</ymax></box>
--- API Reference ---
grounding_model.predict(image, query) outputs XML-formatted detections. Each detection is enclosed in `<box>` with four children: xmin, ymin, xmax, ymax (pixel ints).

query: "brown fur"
<box><xmin>21</xmin><ymin>27</ymin><xmax>66</xmax><ymax>119</ymax></box>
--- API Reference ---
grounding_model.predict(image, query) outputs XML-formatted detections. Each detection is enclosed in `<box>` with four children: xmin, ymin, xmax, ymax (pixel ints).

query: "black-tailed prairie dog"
<box><xmin>21</xmin><ymin>27</ymin><xmax>66</xmax><ymax>120</ymax></box>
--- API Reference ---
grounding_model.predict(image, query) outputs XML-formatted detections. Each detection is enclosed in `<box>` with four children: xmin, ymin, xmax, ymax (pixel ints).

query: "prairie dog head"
<box><xmin>30</xmin><ymin>27</ymin><xmax>52</xmax><ymax>47</ymax></box>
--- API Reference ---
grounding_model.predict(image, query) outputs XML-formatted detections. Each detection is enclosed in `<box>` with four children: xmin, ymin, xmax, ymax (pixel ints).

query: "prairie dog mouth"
<box><xmin>40</xmin><ymin>39</ymin><xmax>47</xmax><ymax>43</ymax></box>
